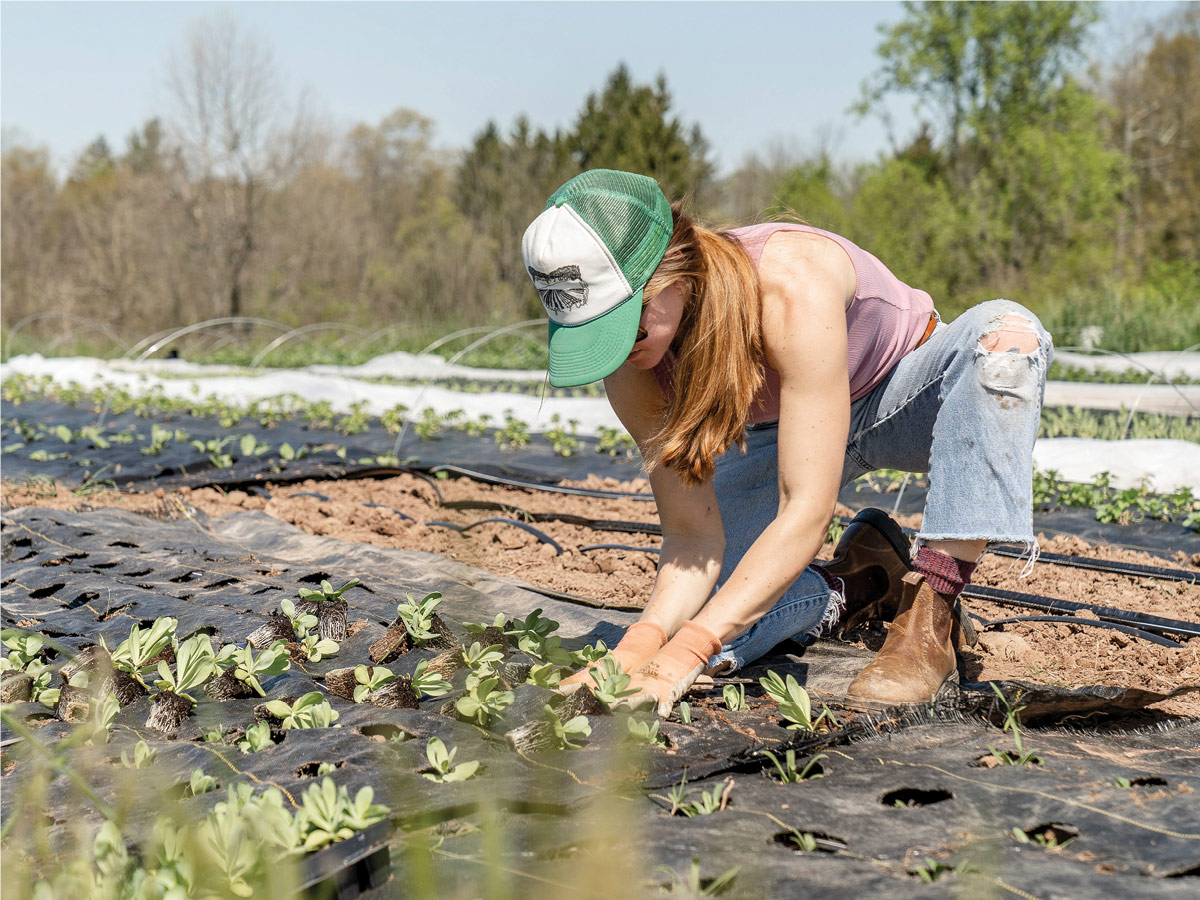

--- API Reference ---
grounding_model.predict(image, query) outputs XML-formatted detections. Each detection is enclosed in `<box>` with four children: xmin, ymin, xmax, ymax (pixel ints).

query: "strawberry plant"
<box><xmin>421</xmin><ymin>737</ymin><xmax>480</xmax><ymax>783</ymax></box>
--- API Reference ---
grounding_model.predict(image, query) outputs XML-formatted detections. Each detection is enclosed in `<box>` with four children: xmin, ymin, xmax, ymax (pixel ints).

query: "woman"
<box><xmin>522</xmin><ymin>169</ymin><xmax>1051</xmax><ymax>717</ymax></box>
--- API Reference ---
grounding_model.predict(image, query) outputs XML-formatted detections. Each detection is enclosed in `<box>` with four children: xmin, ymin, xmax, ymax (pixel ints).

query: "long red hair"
<box><xmin>640</xmin><ymin>203</ymin><xmax>763</xmax><ymax>485</ymax></box>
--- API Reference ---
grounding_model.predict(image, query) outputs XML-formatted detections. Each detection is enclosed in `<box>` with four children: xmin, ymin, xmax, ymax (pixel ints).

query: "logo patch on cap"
<box><xmin>528</xmin><ymin>264</ymin><xmax>589</xmax><ymax>314</ymax></box>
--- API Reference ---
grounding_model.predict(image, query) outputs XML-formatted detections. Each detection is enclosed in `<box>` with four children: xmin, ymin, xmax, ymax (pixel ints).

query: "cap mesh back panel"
<box><xmin>549</xmin><ymin>170</ymin><xmax>671</xmax><ymax>288</ymax></box>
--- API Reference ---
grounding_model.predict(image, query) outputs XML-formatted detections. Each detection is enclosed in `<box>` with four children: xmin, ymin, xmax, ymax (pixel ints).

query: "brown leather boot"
<box><xmin>843</xmin><ymin>571</ymin><xmax>960</xmax><ymax>710</ymax></box>
<box><xmin>819</xmin><ymin>508</ymin><xmax>911</xmax><ymax>632</ymax></box>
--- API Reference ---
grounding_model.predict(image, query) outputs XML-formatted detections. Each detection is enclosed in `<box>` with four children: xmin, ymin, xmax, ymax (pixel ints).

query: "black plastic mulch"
<box><xmin>3</xmin><ymin>505</ymin><xmax>1198</xmax><ymax>898</ymax></box>
<box><xmin>0</xmin><ymin>399</ymin><xmax>648</xmax><ymax>491</ymax></box>
<box><xmin>7</xmin><ymin>398</ymin><xmax>1196</xmax><ymax>555</ymax></box>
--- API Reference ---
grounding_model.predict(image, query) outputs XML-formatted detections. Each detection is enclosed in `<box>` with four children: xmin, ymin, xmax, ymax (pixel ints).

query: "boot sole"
<box><xmin>840</xmin><ymin>669</ymin><xmax>961</xmax><ymax>714</ymax></box>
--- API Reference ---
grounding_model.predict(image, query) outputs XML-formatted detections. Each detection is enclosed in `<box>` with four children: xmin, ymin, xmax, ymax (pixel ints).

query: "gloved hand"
<box><xmin>612</xmin><ymin>620</ymin><xmax>723</xmax><ymax>718</ymax></box>
<box><xmin>558</xmin><ymin>620</ymin><xmax>667</xmax><ymax>693</ymax></box>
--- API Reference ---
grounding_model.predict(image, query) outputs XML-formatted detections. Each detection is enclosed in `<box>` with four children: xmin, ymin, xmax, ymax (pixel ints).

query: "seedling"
<box><xmin>238</xmin><ymin>433</ymin><xmax>269</xmax><ymax>457</ymax></box>
<box><xmin>295</xmin><ymin>777</ymin><xmax>389</xmax><ymax>852</ymax></box>
<box><xmin>986</xmin><ymin>684</ymin><xmax>1043</xmax><ymax>766</ymax></box>
<box><xmin>760</xmin><ymin>750</ymin><xmax>825</xmax><ymax>783</ymax></box>
<box><xmin>189</xmin><ymin>768</ymin><xmax>218</xmax><ymax>795</ymax></box>
<box><xmin>658</xmin><ymin>857</ymin><xmax>740</xmax><ymax>897</ymax></box>
<box><xmin>103</xmin><ymin>617</ymin><xmax>177</xmax><ymax>688</ymax></box>
<box><xmin>1111</xmin><ymin>776</ymin><xmax>1133</xmax><ymax>788</ymax></box>
<box><xmin>570</xmin><ymin>641</ymin><xmax>609</xmax><ymax>665</ymax></box>
<box><xmin>152</xmin><ymin>634</ymin><xmax>216</xmax><ymax>705</ymax></box>
<box><xmin>422</xmin><ymin>736</ymin><xmax>480</xmax><ymax>783</ymax></box>
<box><xmin>264</xmin><ymin>691</ymin><xmax>340</xmax><ymax>729</ymax></box>
<box><xmin>789</xmin><ymin>831</ymin><xmax>819</xmax><ymax>852</ymax></box>
<box><xmin>759</xmin><ymin>671</ymin><xmax>829</xmax><ymax>731</ymax></box>
<box><xmin>120</xmin><ymin>740</ymin><xmax>156</xmax><ymax>769</ymax></box>
<box><xmin>237</xmin><ymin>721</ymin><xmax>276</xmax><ymax>754</ymax></box>
<box><xmin>722</xmin><ymin>683</ymin><xmax>747</xmax><ymax>712</ymax></box>
<box><xmin>543</xmin><ymin>703</ymin><xmax>591</xmax><ymax>750</ymax></box>
<box><xmin>190</xmin><ymin>435</ymin><xmax>236</xmax><ymax>468</ymax></box>
<box><xmin>678</xmin><ymin>701</ymin><xmax>692</xmax><ymax>724</ymax></box>
<box><xmin>525</xmin><ymin>662</ymin><xmax>563</xmax><ymax>689</ymax></box>
<box><xmin>460</xmin><ymin>642</ymin><xmax>505</xmax><ymax>675</ymax></box>
<box><xmin>625</xmin><ymin>715</ymin><xmax>668</xmax><ymax>747</ymax></box>
<box><xmin>280</xmin><ymin>598</ymin><xmax>318</xmax><ymax>636</ymax></box>
<box><xmin>912</xmin><ymin>858</ymin><xmax>972</xmax><ymax>882</ymax></box>
<box><xmin>588</xmin><ymin>656</ymin><xmax>640</xmax><ymax>708</ymax></box>
<box><xmin>395</xmin><ymin>591</ymin><xmax>445</xmax><ymax>644</ymax></box>
<box><xmin>1012</xmin><ymin>826</ymin><xmax>1076</xmax><ymax>850</ymax></box>
<box><xmin>410</xmin><ymin>659</ymin><xmax>452</xmax><ymax>699</ymax></box>
<box><xmin>298</xmin><ymin>632</ymin><xmax>340</xmax><ymax>662</ymax></box>
<box><xmin>494</xmin><ymin>411</ymin><xmax>530</xmax><ymax>450</ymax></box>
<box><xmin>505</xmin><ymin>608</ymin><xmax>560</xmax><ymax>649</ymax></box>
<box><xmin>297</xmin><ymin>577</ymin><xmax>361</xmax><ymax>605</ymax></box>
<box><xmin>214</xmin><ymin>640</ymin><xmax>291</xmax><ymax>696</ymax></box>
<box><xmin>353</xmin><ymin>665</ymin><xmax>395</xmax><ymax>702</ymax></box>
<box><xmin>664</xmin><ymin>772</ymin><xmax>732</xmax><ymax>817</ymax></box>
<box><xmin>455</xmin><ymin>671</ymin><xmax>514</xmax><ymax>727</ymax></box>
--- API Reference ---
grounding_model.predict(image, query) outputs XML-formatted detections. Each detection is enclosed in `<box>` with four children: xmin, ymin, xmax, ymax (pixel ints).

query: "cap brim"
<box><xmin>546</xmin><ymin>290</ymin><xmax>643</xmax><ymax>387</ymax></box>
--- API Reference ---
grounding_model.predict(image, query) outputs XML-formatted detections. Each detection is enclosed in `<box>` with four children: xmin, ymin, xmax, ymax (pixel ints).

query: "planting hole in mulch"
<box><xmin>27</xmin><ymin>583</ymin><xmax>65</xmax><ymax>600</ymax></box>
<box><xmin>880</xmin><ymin>787</ymin><xmax>954</xmax><ymax>808</ymax></box>
<box><xmin>359</xmin><ymin>723</ymin><xmax>410</xmax><ymax>742</ymax></box>
<box><xmin>771</xmin><ymin>830</ymin><xmax>848</xmax><ymax>854</ymax></box>
<box><xmin>1126</xmin><ymin>775</ymin><xmax>1168</xmax><ymax>787</ymax></box>
<box><xmin>295</xmin><ymin>761</ymin><xmax>345</xmax><ymax>778</ymax></box>
<box><xmin>1017</xmin><ymin>822</ymin><xmax>1081</xmax><ymax>849</ymax></box>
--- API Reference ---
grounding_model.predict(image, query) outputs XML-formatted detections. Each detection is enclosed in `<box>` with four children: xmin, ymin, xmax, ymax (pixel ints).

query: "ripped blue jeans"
<box><xmin>704</xmin><ymin>299</ymin><xmax>1053</xmax><ymax>673</ymax></box>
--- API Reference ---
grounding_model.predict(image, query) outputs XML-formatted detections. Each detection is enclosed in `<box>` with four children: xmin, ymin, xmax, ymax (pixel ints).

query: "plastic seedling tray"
<box><xmin>297</xmin><ymin>820</ymin><xmax>393</xmax><ymax>900</ymax></box>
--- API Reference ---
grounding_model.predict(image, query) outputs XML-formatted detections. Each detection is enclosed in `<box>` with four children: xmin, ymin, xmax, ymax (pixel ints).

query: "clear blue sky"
<box><xmin>0</xmin><ymin>1</ymin><xmax>1179</xmax><ymax>177</ymax></box>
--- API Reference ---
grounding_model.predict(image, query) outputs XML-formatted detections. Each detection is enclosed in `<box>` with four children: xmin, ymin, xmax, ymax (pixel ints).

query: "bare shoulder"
<box><xmin>755</xmin><ymin>231</ymin><xmax>852</xmax><ymax>373</ymax></box>
<box><xmin>757</xmin><ymin>230</ymin><xmax>856</xmax><ymax>308</ymax></box>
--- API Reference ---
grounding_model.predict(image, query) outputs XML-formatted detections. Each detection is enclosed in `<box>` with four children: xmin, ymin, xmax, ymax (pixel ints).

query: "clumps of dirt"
<box><xmin>3</xmin><ymin>472</ymin><xmax>1198</xmax><ymax>717</ymax></box>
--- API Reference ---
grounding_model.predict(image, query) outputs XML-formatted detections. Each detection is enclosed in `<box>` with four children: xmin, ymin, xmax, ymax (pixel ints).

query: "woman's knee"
<box><xmin>970</xmin><ymin>300</ymin><xmax>1052</xmax><ymax>358</ymax></box>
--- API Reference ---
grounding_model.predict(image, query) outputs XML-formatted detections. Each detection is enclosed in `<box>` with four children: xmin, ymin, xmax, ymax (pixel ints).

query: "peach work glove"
<box><xmin>558</xmin><ymin>620</ymin><xmax>667</xmax><ymax>692</ymax></box>
<box><xmin>613</xmin><ymin>620</ymin><xmax>723</xmax><ymax>718</ymax></box>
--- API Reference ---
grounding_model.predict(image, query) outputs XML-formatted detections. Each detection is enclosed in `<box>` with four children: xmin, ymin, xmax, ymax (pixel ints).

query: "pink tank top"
<box><xmin>652</xmin><ymin>223</ymin><xmax>935</xmax><ymax>421</ymax></box>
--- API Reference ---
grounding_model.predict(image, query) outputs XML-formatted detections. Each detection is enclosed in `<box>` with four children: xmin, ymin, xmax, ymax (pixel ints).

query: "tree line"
<box><xmin>3</xmin><ymin>2</ymin><xmax>1197</xmax><ymax>357</ymax></box>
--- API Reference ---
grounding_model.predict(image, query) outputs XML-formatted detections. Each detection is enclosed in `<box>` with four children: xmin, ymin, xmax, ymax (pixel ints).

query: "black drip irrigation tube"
<box><xmin>988</xmin><ymin>544</ymin><xmax>1198</xmax><ymax>585</ymax></box>
<box><xmin>971</xmin><ymin>613</ymin><xmax>1182</xmax><ymax>648</ymax></box>
<box><xmin>962</xmin><ymin>584</ymin><xmax>1200</xmax><ymax>641</ymax></box>
<box><xmin>425</xmin><ymin>517</ymin><xmax>563</xmax><ymax>556</ymax></box>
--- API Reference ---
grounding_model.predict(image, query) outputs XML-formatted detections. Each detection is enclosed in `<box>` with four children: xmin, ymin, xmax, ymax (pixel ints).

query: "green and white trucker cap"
<box><xmin>522</xmin><ymin>169</ymin><xmax>672</xmax><ymax>387</ymax></box>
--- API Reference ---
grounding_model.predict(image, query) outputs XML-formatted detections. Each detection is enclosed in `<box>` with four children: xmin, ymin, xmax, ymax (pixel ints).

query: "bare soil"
<box><xmin>4</xmin><ymin>473</ymin><xmax>1198</xmax><ymax>717</ymax></box>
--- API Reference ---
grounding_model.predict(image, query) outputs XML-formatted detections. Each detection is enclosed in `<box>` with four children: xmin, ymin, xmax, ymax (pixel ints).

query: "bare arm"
<box><xmin>603</xmin><ymin>362</ymin><xmax>726</xmax><ymax>638</ymax></box>
<box><xmin>690</xmin><ymin>234</ymin><xmax>852</xmax><ymax>642</ymax></box>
